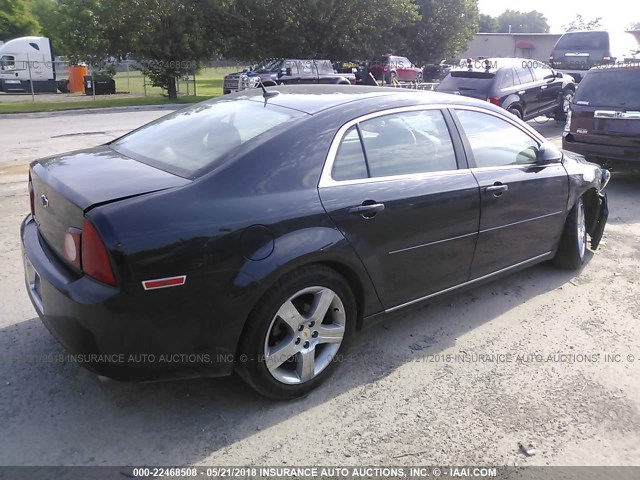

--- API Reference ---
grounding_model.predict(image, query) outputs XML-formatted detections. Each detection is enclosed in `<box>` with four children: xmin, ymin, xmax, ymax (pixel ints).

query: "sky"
<box><xmin>477</xmin><ymin>0</ymin><xmax>640</xmax><ymax>33</ymax></box>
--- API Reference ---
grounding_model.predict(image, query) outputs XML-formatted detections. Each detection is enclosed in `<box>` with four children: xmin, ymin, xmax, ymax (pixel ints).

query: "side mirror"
<box><xmin>555</xmin><ymin>71</ymin><xmax>563</xmax><ymax>79</ymax></box>
<box><xmin>537</xmin><ymin>142</ymin><xmax>563</xmax><ymax>165</ymax></box>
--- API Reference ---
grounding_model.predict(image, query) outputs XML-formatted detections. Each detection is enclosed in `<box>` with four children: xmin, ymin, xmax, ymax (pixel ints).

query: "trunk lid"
<box><xmin>31</xmin><ymin>146</ymin><xmax>189</xmax><ymax>264</ymax></box>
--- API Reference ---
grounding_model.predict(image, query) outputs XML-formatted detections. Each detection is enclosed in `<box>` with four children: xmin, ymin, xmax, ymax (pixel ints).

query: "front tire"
<box><xmin>553</xmin><ymin>196</ymin><xmax>587</xmax><ymax>269</ymax></box>
<box><xmin>236</xmin><ymin>265</ymin><xmax>356</xmax><ymax>400</ymax></box>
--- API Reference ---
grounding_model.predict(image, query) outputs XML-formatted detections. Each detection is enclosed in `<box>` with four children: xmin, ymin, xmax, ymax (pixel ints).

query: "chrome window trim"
<box><xmin>318</xmin><ymin>104</ymin><xmax>464</xmax><ymax>189</ymax></box>
<box><xmin>479</xmin><ymin>211</ymin><xmax>563</xmax><ymax>234</ymax></box>
<box><xmin>388</xmin><ymin>231</ymin><xmax>477</xmax><ymax>255</ymax></box>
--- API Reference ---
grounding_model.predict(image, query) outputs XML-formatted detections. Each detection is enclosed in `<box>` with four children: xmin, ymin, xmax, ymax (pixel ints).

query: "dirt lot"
<box><xmin>0</xmin><ymin>111</ymin><xmax>639</xmax><ymax>467</ymax></box>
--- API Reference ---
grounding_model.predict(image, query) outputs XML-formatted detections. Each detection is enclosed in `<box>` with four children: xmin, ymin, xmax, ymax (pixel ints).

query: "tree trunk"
<box><xmin>167</xmin><ymin>76</ymin><xmax>177</xmax><ymax>100</ymax></box>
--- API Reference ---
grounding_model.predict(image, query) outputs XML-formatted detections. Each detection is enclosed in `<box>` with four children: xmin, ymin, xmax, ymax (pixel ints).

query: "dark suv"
<box><xmin>562</xmin><ymin>63</ymin><xmax>640</xmax><ymax>168</ymax></box>
<box><xmin>549</xmin><ymin>30</ymin><xmax>639</xmax><ymax>82</ymax></box>
<box><xmin>436</xmin><ymin>58</ymin><xmax>576</xmax><ymax>121</ymax></box>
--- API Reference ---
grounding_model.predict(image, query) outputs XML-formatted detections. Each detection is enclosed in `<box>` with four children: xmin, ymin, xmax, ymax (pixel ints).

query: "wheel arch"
<box><xmin>234</xmin><ymin>227</ymin><xmax>383</xmax><ymax>334</ymax></box>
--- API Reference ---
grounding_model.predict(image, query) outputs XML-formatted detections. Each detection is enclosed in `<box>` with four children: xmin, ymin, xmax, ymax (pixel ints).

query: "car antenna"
<box><xmin>258</xmin><ymin>80</ymin><xmax>279</xmax><ymax>99</ymax></box>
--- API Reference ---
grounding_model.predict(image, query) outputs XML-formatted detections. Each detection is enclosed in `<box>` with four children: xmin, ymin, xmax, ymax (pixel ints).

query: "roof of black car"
<box><xmin>225</xmin><ymin>85</ymin><xmax>490</xmax><ymax>115</ymax></box>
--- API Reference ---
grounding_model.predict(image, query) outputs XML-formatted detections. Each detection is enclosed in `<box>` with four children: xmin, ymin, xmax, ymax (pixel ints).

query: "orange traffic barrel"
<box><xmin>68</xmin><ymin>65</ymin><xmax>89</xmax><ymax>93</ymax></box>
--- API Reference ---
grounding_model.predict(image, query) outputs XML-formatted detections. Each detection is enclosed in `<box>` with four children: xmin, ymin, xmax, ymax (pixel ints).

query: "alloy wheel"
<box><xmin>576</xmin><ymin>198</ymin><xmax>586</xmax><ymax>260</ymax></box>
<box><xmin>264</xmin><ymin>286</ymin><xmax>346</xmax><ymax>384</ymax></box>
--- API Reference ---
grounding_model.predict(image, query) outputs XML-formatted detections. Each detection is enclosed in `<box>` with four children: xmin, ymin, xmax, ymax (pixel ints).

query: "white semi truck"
<box><xmin>0</xmin><ymin>36</ymin><xmax>57</xmax><ymax>93</ymax></box>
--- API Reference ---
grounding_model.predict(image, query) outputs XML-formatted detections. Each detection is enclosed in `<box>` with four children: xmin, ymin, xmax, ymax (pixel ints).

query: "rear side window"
<box><xmin>332</xmin><ymin>127</ymin><xmax>368</xmax><ymax>181</ymax></box>
<box><xmin>500</xmin><ymin>69</ymin><xmax>516</xmax><ymax>89</ymax></box>
<box><xmin>455</xmin><ymin>110</ymin><xmax>539</xmax><ymax>168</ymax></box>
<box><xmin>575</xmin><ymin>70</ymin><xmax>640</xmax><ymax>109</ymax></box>
<box><xmin>555</xmin><ymin>32</ymin><xmax>609</xmax><ymax>51</ymax></box>
<box><xmin>112</xmin><ymin>100</ymin><xmax>304</xmax><ymax>178</ymax></box>
<box><xmin>331</xmin><ymin>110</ymin><xmax>457</xmax><ymax>180</ymax></box>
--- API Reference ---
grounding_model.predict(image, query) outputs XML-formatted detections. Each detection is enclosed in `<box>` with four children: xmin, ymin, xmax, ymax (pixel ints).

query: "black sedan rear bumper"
<box><xmin>20</xmin><ymin>215</ymin><xmax>237</xmax><ymax>381</ymax></box>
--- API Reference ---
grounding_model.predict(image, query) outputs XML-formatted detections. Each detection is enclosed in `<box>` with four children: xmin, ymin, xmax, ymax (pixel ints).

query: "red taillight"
<box><xmin>487</xmin><ymin>96</ymin><xmax>501</xmax><ymax>106</ymax></box>
<box><xmin>603</xmin><ymin>51</ymin><xmax>611</xmax><ymax>63</ymax></box>
<box><xmin>28</xmin><ymin>171</ymin><xmax>35</xmax><ymax>216</ymax></box>
<box><xmin>63</xmin><ymin>228</ymin><xmax>82</xmax><ymax>268</ymax></box>
<box><xmin>81</xmin><ymin>218</ymin><xmax>116</xmax><ymax>286</ymax></box>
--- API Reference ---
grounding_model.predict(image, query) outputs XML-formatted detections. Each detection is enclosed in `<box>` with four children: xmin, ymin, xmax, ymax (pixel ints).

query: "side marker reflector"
<box><xmin>142</xmin><ymin>275</ymin><xmax>187</xmax><ymax>290</ymax></box>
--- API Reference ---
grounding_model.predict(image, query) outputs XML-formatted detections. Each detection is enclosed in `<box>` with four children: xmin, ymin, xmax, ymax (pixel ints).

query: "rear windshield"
<box><xmin>437</xmin><ymin>71</ymin><xmax>495</xmax><ymax>91</ymax></box>
<box><xmin>555</xmin><ymin>32</ymin><xmax>609</xmax><ymax>51</ymax></box>
<box><xmin>574</xmin><ymin>69</ymin><xmax>640</xmax><ymax>109</ymax></box>
<box><xmin>111</xmin><ymin>99</ymin><xmax>304</xmax><ymax>178</ymax></box>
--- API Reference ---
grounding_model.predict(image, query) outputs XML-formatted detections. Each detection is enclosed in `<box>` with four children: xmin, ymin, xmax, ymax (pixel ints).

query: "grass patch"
<box><xmin>0</xmin><ymin>67</ymin><xmax>241</xmax><ymax>114</ymax></box>
<box><xmin>0</xmin><ymin>96</ymin><xmax>212</xmax><ymax>114</ymax></box>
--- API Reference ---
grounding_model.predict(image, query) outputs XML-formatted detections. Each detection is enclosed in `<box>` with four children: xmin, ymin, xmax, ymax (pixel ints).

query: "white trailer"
<box><xmin>0</xmin><ymin>36</ymin><xmax>57</xmax><ymax>93</ymax></box>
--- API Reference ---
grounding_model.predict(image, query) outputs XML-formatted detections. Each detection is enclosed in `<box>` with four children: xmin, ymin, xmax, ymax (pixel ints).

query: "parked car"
<box><xmin>563</xmin><ymin>63</ymin><xmax>640</xmax><ymax>168</ymax></box>
<box><xmin>22</xmin><ymin>85</ymin><xmax>609</xmax><ymax>400</ymax></box>
<box><xmin>549</xmin><ymin>30</ymin><xmax>639</xmax><ymax>82</ymax></box>
<box><xmin>223</xmin><ymin>58</ymin><xmax>353</xmax><ymax>93</ymax></box>
<box><xmin>436</xmin><ymin>58</ymin><xmax>576</xmax><ymax>121</ymax></box>
<box><xmin>369</xmin><ymin>55</ymin><xmax>422</xmax><ymax>83</ymax></box>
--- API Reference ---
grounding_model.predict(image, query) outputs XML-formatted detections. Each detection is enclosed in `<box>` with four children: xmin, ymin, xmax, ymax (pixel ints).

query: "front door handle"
<box><xmin>518</xmin><ymin>90</ymin><xmax>526</xmax><ymax>95</ymax></box>
<box><xmin>485</xmin><ymin>183</ymin><xmax>508</xmax><ymax>197</ymax></box>
<box><xmin>541</xmin><ymin>85</ymin><xmax>548</xmax><ymax>90</ymax></box>
<box><xmin>348</xmin><ymin>202</ymin><xmax>385</xmax><ymax>218</ymax></box>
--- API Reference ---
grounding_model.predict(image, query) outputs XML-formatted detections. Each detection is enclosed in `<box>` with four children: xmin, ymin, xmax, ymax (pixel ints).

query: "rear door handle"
<box><xmin>541</xmin><ymin>85</ymin><xmax>548</xmax><ymax>90</ymax></box>
<box><xmin>348</xmin><ymin>203</ymin><xmax>385</xmax><ymax>218</ymax></box>
<box><xmin>518</xmin><ymin>90</ymin><xmax>526</xmax><ymax>95</ymax></box>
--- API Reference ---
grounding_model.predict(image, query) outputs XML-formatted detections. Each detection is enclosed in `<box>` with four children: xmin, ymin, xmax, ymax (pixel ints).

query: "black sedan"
<box><xmin>21</xmin><ymin>85</ymin><xmax>609</xmax><ymax>399</ymax></box>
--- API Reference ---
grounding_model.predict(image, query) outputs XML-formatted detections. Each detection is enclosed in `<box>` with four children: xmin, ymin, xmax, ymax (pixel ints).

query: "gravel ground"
<box><xmin>0</xmin><ymin>112</ymin><xmax>639</xmax><ymax>467</ymax></box>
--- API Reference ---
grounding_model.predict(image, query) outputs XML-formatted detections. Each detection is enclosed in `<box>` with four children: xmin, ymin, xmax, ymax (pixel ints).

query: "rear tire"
<box><xmin>508</xmin><ymin>107</ymin><xmax>523</xmax><ymax>120</ymax></box>
<box><xmin>553</xmin><ymin>196</ymin><xmax>587</xmax><ymax>269</ymax></box>
<box><xmin>236</xmin><ymin>265</ymin><xmax>357</xmax><ymax>400</ymax></box>
<box><xmin>555</xmin><ymin>88</ymin><xmax>574</xmax><ymax>121</ymax></box>
<box><xmin>386</xmin><ymin>71</ymin><xmax>397</xmax><ymax>84</ymax></box>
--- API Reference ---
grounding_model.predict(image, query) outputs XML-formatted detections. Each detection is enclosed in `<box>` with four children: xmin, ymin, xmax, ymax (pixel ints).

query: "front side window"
<box><xmin>284</xmin><ymin>60</ymin><xmax>300</xmax><ymax>75</ymax></box>
<box><xmin>331</xmin><ymin>110</ymin><xmax>457</xmax><ymax>181</ymax></box>
<box><xmin>532</xmin><ymin>65</ymin><xmax>555</xmax><ymax>82</ymax></box>
<box><xmin>515</xmin><ymin>66</ymin><xmax>534</xmax><ymax>84</ymax></box>
<box><xmin>455</xmin><ymin>110</ymin><xmax>539</xmax><ymax>168</ymax></box>
<box><xmin>0</xmin><ymin>55</ymin><xmax>15</xmax><ymax>70</ymax></box>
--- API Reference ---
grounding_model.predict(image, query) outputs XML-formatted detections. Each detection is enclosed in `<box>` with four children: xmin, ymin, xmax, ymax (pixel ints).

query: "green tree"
<box><xmin>28</xmin><ymin>0</ymin><xmax>57</xmax><ymax>38</ymax></box>
<box><xmin>223</xmin><ymin>0</ymin><xmax>419</xmax><ymax>60</ymax></box>
<box><xmin>0</xmin><ymin>0</ymin><xmax>41</xmax><ymax>39</ymax></box>
<box><xmin>407</xmin><ymin>0</ymin><xmax>479</xmax><ymax>64</ymax></box>
<box><xmin>478</xmin><ymin>13</ymin><xmax>498</xmax><ymax>33</ymax></box>
<box><xmin>131</xmin><ymin>0</ymin><xmax>227</xmax><ymax>99</ymax></box>
<box><xmin>54</xmin><ymin>0</ymin><xmax>227</xmax><ymax>99</ymax></box>
<box><xmin>497</xmin><ymin>10</ymin><xmax>549</xmax><ymax>33</ymax></box>
<box><xmin>563</xmin><ymin>14</ymin><xmax>603</xmax><ymax>32</ymax></box>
